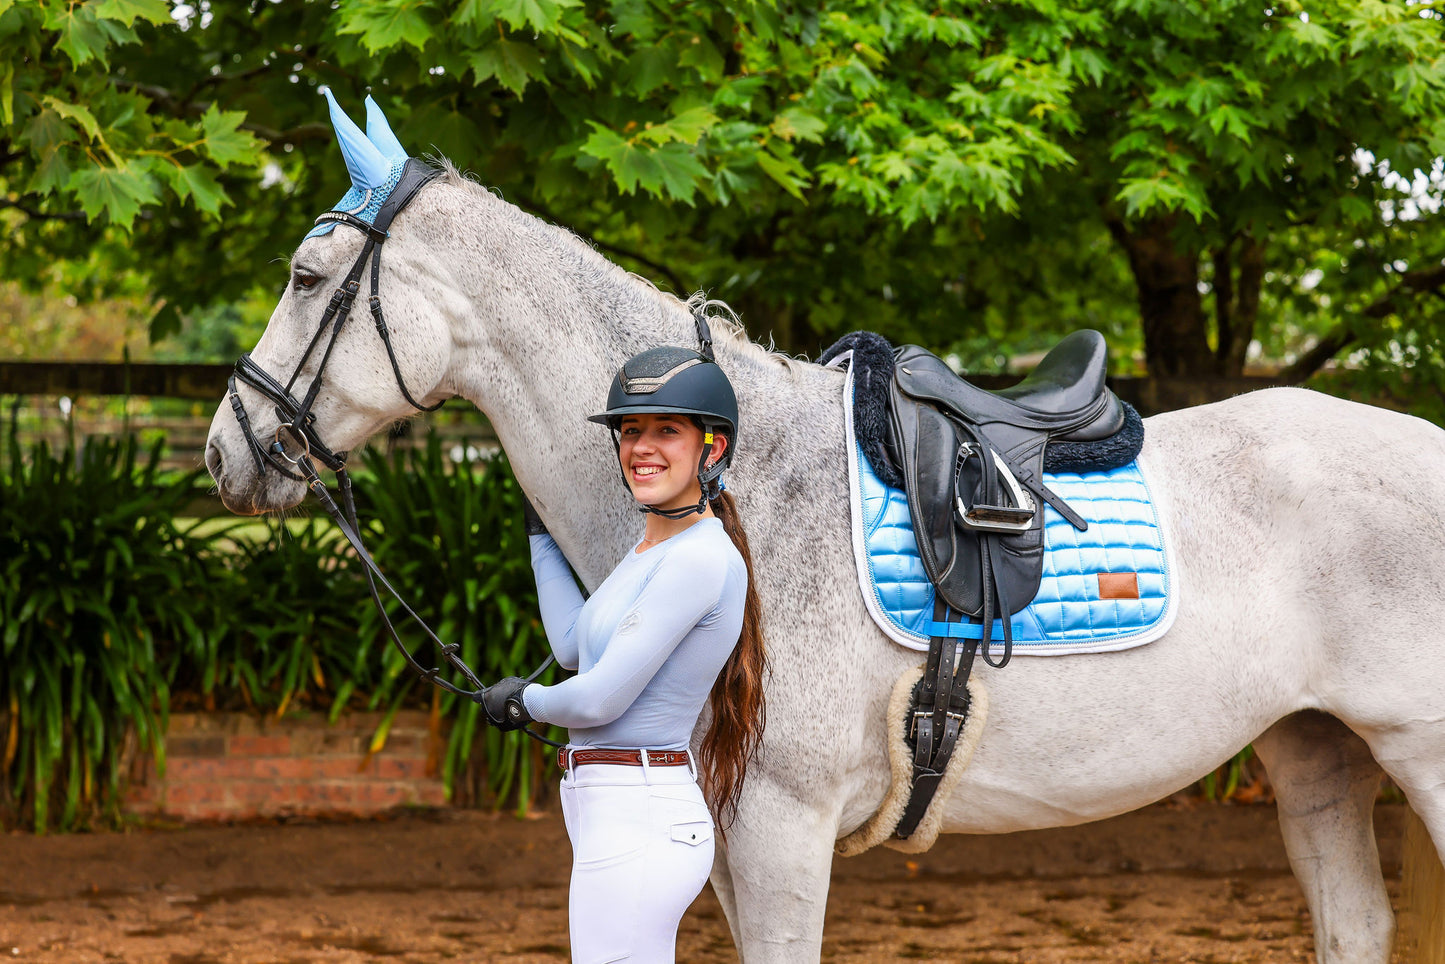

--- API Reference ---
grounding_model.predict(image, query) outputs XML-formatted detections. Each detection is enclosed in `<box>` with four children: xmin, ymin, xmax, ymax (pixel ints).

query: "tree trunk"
<box><xmin>1107</xmin><ymin>214</ymin><xmax>1215</xmax><ymax>377</ymax></box>
<box><xmin>1212</xmin><ymin>235</ymin><xmax>1264</xmax><ymax>377</ymax></box>
<box><xmin>726</xmin><ymin>221</ymin><xmax>806</xmax><ymax>355</ymax></box>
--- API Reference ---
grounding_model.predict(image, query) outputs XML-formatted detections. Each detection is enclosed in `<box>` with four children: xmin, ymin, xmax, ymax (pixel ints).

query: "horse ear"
<box><xmin>320</xmin><ymin>87</ymin><xmax>392</xmax><ymax>190</ymax></box>
<box><xmin>364</xmin><ymin>95</ymin><xmax>409</xmax><ymax>162</ymax></box>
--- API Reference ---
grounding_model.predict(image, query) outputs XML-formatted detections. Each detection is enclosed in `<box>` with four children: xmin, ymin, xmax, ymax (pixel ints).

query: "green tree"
<box><xmin>3</xmin><ymin>0</ymin><xmax>1445</xmax><ymax>385</ymax></box>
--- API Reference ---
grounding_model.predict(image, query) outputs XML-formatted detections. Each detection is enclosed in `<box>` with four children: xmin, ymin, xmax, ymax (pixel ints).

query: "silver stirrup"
<box><xmin>957</xmin><ymin>449</ymin><xmax>1036</xmax><ymax>533</ymax></box>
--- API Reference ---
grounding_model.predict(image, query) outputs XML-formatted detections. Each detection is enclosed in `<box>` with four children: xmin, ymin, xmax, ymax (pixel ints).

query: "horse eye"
<box><xmin>293</xmin><ymin>272</ymin><xmax>321</xmax><ymax>290</ymax></box>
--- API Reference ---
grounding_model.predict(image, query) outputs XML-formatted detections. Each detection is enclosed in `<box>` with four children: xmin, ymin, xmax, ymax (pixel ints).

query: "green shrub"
<box><xmin>179</xmin><ymin>517</ymin><xmax>376</xmax><ymax>716</ymax></box>
<box><xmin>352</xmin><ymin>437</ymin><xmax>564</xmax><ymax>815</ymax></box>
<box><xmin>0</xmin><ymin>415</ymin><xmax>215</xmax><ymax>831</ymax></box>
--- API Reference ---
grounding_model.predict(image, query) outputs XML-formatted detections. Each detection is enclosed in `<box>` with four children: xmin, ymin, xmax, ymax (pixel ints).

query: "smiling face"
<box><xmin>617</xmin><ymin>413</ymin><xmax>728</xmax><ymax>511</ymax></box>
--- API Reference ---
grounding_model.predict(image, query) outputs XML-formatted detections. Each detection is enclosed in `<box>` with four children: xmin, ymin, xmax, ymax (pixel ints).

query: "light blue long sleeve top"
<box><xmin>519</xmin><ymin>519</ymin><xmax>747</xmax><ymax>750</ymax></box>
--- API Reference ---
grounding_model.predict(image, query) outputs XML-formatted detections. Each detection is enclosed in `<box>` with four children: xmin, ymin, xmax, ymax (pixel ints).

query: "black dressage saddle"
<box><xmin>880</xmin><ymin>329</ymin><xmax>1140</xmax><ymax>840</ymax></box>
<box><xmin>887</xmin><ymin>329</ymin><xmax>1127</xmax><ymax>625</ymax></box>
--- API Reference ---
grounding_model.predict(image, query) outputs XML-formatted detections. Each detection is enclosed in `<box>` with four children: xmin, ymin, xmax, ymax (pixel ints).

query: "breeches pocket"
<box><xmin>647</xmin><ymin>784</ymin><xmax>715</xmax><ymax>850</ymax></box>
<box><xmin>565</xmin><ymin>784</ymin><xmax>653</xmax><ymax>868</ymax></box>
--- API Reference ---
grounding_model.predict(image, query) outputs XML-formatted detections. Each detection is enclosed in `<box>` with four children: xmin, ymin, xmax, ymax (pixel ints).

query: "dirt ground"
<box><xmin>0</xmin><ymin>802</ymin><xmax>1410</xmax><ymax>963</ymax></box>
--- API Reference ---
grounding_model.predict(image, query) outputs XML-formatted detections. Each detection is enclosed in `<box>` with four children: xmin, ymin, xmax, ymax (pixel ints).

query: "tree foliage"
<box><xmin>3</xmin><ymin>0</ymin><xmax>1445</xmax><ymax>388</ymax></box>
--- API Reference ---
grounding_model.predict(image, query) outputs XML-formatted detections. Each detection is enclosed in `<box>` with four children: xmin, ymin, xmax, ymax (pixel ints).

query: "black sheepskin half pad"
<box><xmin>1043</xmin><ymin>401</ymin><xmax>1146</xmax><ymax>474</ymax></box>
<box><xmin>819</xmin><ymin>331</ymin><xmax>904</xmax><ymax>489</ymax></box>
<box><xmin>820</xmin><ymin>333</ymin><xmax>1146</xmax><ymax>484</ymax></box>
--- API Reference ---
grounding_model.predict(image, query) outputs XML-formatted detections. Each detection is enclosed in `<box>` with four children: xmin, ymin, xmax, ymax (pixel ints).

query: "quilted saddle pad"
<box><xmin>844</xmin><ymin>368</ymin><xmax>1178</xmax><ymax>655</ymax></box>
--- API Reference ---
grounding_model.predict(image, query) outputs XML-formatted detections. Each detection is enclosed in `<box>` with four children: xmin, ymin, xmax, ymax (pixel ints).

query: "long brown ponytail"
<box><xmin>700</xmin><ymin>490</ymin><xmax>767</xmax><ymax>831</ymax></box>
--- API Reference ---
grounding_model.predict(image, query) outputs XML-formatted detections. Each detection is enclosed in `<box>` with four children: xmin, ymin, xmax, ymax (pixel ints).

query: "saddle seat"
<box><xmin>894</xmin><ymin>330</ymin><xmax>1124</xmax><ymax>445</ymax></box>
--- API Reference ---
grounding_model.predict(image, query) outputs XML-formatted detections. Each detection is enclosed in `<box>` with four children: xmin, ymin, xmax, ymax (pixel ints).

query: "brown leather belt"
<box><xmin>558</xmin><ymin>747</ymin><xmax>692</xmax><ymax>769</ymax></box>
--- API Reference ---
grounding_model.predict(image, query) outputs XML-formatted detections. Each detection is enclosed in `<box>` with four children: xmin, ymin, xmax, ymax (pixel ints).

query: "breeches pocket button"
<box><xmin>670</xmin><ymin>821</ymin><xmax>713</xmax><ymax>846</ymax></box>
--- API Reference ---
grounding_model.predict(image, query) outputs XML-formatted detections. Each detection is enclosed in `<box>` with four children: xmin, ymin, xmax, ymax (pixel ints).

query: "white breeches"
<box><xmin>559</xmin><ymin>759</ymin><xmax>715</xmax><ymax>964</ymax></box>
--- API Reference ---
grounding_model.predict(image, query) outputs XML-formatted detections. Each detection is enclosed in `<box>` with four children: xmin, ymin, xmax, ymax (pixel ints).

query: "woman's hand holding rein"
<box><xmin>480</xmin><ymin>676</ymin><xmax>533</xmax><ymax>730</ymax></box>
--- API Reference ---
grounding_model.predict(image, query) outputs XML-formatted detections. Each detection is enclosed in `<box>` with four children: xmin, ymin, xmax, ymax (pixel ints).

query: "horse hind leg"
<box><xmin>709</xmin><ymin>839</ymin><xmax>745</xmax><ymax>954</ymax></box>
<box><xmin>1356</xmin><ymin>715</ymin><xmax>1445</xmax><ymax>963</ymax></box>
<box><xmin>1254</xmin><ymin>711</ymin><xmax>1394</xmax><ymax>963</ymax></box>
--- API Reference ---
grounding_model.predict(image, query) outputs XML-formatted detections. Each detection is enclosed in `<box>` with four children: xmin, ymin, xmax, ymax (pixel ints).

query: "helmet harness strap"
<box><xmin>608</xmin><ymin>425</ymin><xmax>717</xmax><ymax>520</ymax></box>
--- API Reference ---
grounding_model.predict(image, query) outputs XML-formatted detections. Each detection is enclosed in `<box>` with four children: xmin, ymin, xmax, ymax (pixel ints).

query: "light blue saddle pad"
<box><xmin>843</xmin><ymin>368</ymin><xmax>1177</xmax><ymax>655</ymax></box>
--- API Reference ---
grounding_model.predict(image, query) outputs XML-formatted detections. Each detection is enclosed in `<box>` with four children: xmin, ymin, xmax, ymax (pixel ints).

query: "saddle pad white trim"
<box><xmin>844</xmin><ymin>366</ymin><xmax>1179</xmax><ymax>656</ymax></box>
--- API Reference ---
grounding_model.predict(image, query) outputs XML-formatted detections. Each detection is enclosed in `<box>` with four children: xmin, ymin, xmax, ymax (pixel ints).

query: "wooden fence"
<box><xmin>1</xmin><ymin>361</ymin><xmax>500</xmax><ymax>478</ymax></box>
<box><xmin>2</xmin><ymin>359</ymin><xmax>1296</xmax><ymax>504</ymax></box>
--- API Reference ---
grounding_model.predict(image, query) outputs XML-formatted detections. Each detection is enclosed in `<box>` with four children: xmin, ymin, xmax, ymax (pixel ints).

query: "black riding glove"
<box><xmin>479</xmin><ymin>676</ymin><xmax>533</xmax><ymax>731</ymax></box>
<box><xmin>522</xmin><ymin>496</ymin><xmax>548</xmax><ymax>536</ymax></box>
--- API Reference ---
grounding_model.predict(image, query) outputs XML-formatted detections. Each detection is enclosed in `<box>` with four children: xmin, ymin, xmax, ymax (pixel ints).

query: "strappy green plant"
<box><xmin>179</xmin><ymin>517</ymin><xmax>376</xmax><ymax>716</ymax></box>
<box><xmin>0</xmin><ymin>412</ymin><xmax>215</xmax><ymax>832</ymax></box>
<box><xmin>353</xmin><ymin>437</ymin><xmax>563</xmax><ymax>815</ymax></box>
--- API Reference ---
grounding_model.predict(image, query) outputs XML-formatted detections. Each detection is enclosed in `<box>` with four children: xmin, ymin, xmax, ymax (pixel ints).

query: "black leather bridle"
<box><xmin>226</xmin><ymin>158</ymin><xmax>560</xmax><ymax>746</ymax></box>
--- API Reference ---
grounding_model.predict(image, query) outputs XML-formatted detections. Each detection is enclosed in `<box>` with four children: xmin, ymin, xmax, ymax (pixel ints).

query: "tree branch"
<box><xmin>1280</xmin><ymin>262</ymin><xmax>1445</xmax><ymax>382</ymax></box>
<box><xmin>241</xmin><ymin>121</ymin><xmax>334</xmax><ymax>145</ymax></box>
<box><xmin>181</xmin><ymin>60</ymin><xmax>279</xmax><ymax>108</ymax></box>
<box><xmin>1223</xmin><ymin>236</ymin><xmax>1263</xmax><ymax>376</ymax></box>
<box><xmin>1362</xmin><ymin>263</ymin><xmax>1445</xmax><ymax>318</ymax></box>
<box><xmin>1212</xmin><ymin>241</ymin><xmax>1235</xmax><ymax>370</ymax></box>
<box><xmin>111</xmin><ymin>78</ymin><xmax>331</xmax><ymax>146</ymax></box>
<box><xmin>0</xmin><ymin>199</ymin><xmax>86</xmax><ymax>221</ymax></box>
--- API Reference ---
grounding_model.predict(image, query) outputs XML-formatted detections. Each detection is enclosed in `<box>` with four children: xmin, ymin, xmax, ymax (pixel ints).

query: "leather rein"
<box><xmin>226</xmin><ymin>158</ymin><xmax>561</xmax><ymax>748</ymax></box>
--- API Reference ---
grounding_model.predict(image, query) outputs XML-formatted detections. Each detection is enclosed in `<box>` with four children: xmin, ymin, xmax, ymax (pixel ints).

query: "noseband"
<box><xmin>225</xmin><ymin>158</ymin><xmax>560</xmax><ymax>746</ymax></box>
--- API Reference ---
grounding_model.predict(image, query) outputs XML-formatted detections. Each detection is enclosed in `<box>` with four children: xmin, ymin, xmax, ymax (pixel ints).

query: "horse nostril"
<box><xmin>205</xmin><ymin>440</ymin><xmax>224</xmax><ymax>483</ymax></box>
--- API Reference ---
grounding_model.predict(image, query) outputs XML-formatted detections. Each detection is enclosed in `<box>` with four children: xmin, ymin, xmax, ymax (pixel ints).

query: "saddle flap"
<box><xmin>888</xmin><ymin>381</ymin><xmax>1044</xmax><ymax>617</ymax></box>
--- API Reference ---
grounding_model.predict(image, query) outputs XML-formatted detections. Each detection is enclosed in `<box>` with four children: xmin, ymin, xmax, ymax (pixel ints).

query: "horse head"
<box><xmin>204</xmin><ymin>88</ymin><xmax>811</xmax><ymax>587</ymax></box>
<box><xmin>205</xmin><ymin>91</ymin><xmax>467</xmax><ymax>514</ymax></box>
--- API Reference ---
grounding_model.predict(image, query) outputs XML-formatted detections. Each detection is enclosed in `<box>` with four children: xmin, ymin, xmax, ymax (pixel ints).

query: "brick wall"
<box><xmin>125</xmin><ymin>711</ymin><xmax>448</xmax><ymax>822</ymax></box>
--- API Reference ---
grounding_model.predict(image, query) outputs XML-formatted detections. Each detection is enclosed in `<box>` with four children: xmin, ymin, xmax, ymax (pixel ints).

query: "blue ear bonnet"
<box><xmin>304</xmin><ymin>159</ymin><xmax>409</xmax><ymax>240</ymax></box>
<box><xmin>305</xmin><ymin>90</ymin><xmax>413</xmax><ymax>240</ymax></box>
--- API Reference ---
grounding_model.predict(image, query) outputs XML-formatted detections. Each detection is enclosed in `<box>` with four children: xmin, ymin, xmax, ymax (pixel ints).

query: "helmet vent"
<box><xmin>620</xmin><ymin>356</ymin><xmax>702</xmax><ymax>394</ymax></box>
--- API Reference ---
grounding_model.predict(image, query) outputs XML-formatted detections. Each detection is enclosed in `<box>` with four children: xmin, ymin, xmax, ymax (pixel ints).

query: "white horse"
<box><xmin>205</xmin><ymin>157</ymin><xmax>1445</xmax><ymax>962</ymax></box>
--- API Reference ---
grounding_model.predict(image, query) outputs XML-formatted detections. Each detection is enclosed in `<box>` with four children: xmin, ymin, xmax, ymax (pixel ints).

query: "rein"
<box><xmin>226</xmin><ymin>158</ymin><xmax>562</xmax><ymax>748</ymax></box>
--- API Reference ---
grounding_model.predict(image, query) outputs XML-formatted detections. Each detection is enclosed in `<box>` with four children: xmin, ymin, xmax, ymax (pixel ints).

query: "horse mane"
<box><xmin>432</xmin><ymin>159</ymin><xmax>800</xmax><ymax>375</ymax></box>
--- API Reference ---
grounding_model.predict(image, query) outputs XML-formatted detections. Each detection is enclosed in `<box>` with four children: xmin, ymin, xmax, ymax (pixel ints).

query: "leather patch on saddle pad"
<box><xmin>1097</xmin><ymin>572</ymin><xmax>1140</xmax><ymax>600</ymax></box>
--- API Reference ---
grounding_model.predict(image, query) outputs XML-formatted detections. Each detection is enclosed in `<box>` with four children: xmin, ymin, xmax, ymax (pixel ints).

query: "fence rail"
<box><xmin>0</xmin><ymin>361</ymin><xmax>232</xmax><ymax>400</ymax></box>
<box><xmin>2</xmin><ymin>359</ymin><xmax>1299</xmax><ymax>412</ymax></box>
<box><xmin>2</xmin><ymin>363</ymin><xmax>501</xmax><ymax>515</ymax></box>
<box><xmin>1</xmin><ymin>359</ymin><xmax>1318</xmax><ymax>518</ymax></box>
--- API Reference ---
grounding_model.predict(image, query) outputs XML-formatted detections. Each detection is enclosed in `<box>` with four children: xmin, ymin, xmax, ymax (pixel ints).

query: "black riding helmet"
<box><xmin>590</xmin><ymin>345</ymin><xmax>738</xmax><ymax>519</ymax></box>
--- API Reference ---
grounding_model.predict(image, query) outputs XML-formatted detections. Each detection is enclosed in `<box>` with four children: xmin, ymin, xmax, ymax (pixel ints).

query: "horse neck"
<box><xmin>433</xmin><ymin>183</ymin><xmax>840</xmax><ymax>584</ymax></box>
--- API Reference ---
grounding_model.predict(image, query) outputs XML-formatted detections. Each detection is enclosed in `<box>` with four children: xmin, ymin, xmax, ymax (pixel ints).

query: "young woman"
<box><xmin>481</xmin><ymin>343</ymin><xmax>767</xmax><ymax>964</ymax></box>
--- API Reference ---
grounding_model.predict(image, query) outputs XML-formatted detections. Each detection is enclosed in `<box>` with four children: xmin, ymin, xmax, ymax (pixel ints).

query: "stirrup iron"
<box><xmin>955</xmin><ymin>445</ymin><xmax>1035</xmax><ymax>533</ymax></box>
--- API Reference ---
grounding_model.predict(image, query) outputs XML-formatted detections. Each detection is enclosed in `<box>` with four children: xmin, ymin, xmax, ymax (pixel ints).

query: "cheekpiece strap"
<box><xmin>692</xmin><ymin>303</ymin><xmax>715</xmax><ymax>362</ymax></box>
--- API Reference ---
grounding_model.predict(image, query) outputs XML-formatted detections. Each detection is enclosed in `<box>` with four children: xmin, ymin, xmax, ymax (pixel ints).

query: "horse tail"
<box><xmin>1402</xmin><ymin>805</ymin><xmax>1445</xmax><ymax>963</ymax></box>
